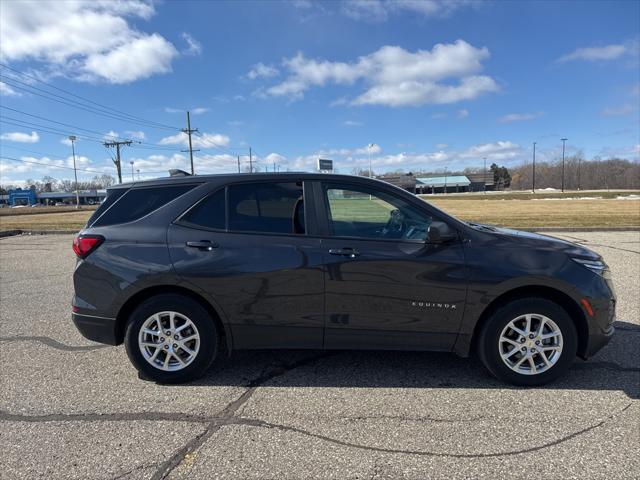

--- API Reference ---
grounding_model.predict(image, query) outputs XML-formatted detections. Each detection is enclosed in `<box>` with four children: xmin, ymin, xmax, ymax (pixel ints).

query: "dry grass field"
<box><xmin>1</xmin><ymin>196</ymin><xmax>638</xmax><ymax>232</ymax></box>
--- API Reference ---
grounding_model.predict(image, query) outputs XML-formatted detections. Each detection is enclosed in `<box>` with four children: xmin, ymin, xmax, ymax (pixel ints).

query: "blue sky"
<box><xmin>1</xmin><ymin>0</ymin><xmax>639</xmax><ymax>186</ymax></box>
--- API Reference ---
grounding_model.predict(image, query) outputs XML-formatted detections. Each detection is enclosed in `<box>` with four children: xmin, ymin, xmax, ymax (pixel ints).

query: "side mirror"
<box><xmin>427</xmin><ymin>221</ymin><xmax>457</xmax><ymax>244</ymax></box>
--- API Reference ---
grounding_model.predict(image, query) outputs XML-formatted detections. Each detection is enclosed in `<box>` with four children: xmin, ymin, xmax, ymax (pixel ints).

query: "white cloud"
<box><xmin>558</xmin><ymin>39</ymin><xmax>639</xmax><ymax>62</ymax></box>
<box><xmin>288</xmin><ymin>140</ymin><xmax>524</xmax><ymax>172</ymax></box>
<box><xmin>341</xmin><ymin>0</ymin><xmax>477</xmax><ymax>23</ymax></box>
<box><xmin>601</xmin><ymin>104</ymin><xmax>636</xmax><ymax>116</ymax></box>
<box><xmin>0</xmin><ymin>0</ymin><xmax>179</xmax><ymax>84</ymax></box>
<box><xmin>343</xmin><ymin>120</ymin><xmax>364</xmax><ymax>127</ymax></box>
<box><xmin>0</xmin><ymin>81</ymin><xmax>21</xmax><ymax>96</ymax></box>
<box><xmin>159</xmin><ymin>131</ymin><xmax>230</xmax><ymax>148</ymax></box>
<box><xmin>103</xmin><ymin>130</ymin><xmax>119</xmax><ymax>141</ymax></box>
<box><xmin>0</xmin><ymin>131</ymin><xmax>39</xmax><ymax>143</ymax></box>
<box><xmin>165</xmin><ymin>107</ymin><xmax>209</xmax><ymax>115</ymax></box>
<box><xmin>181</xmin><ymin>32</ymin><xmax>202</xmax><ymax>56</ymax></box>
<box><xmin>125</xmin><ymin>130</ymin><xmax>146</xmax><ymax>140</ymax></box>
<box><xmin>247</xmin><ymin>62</ymin><xmax>280</xmax><ymax>80</ymax></box>
<box><xmin>82</xmin><ymin>34</ymin><xmax>177</xmax><ymax>84</ymax></box>
<box><xmin>457</xmin><ymin>109</ymin><xmax>469</xmax><ymax>119</ymax></box>
<box><xmin>260</xmin><ymin>40</ymin><xmax>499</xmax><ymax>107</ymax></box>
<box><xmin>435</xmin><ymin>143</ymin><xmax>448</xmax><ymax>149</ymax></box>
<box><xmin>227</xmin><ymin>120</ymin><xmax>245</xmax><ymax>127</ymax></box>
<box><xmin>60</xmin><ymin>137</ymin><xmax>74</xmax><ymax>146</ymax></box>
<box><xmin>497</xmin><ymin>112</ymin><xmax>543</xmax><ymax>123</ymax></box>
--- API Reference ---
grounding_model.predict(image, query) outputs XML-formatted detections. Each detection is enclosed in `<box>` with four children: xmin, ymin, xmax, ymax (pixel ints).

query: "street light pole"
<box><xmin>367</xmin><ymin>143</ymin><xmax>375</xmax><ymax>178</ymax></box>
<box><xmin>561</xmin><ymin>138</ymin><xmax>568</xmax><ymax>193</ymax></box>
<box><xmin>68</xmin><ymin>136</ymin><xmax>80</xmax><ymax>209</ymax></box>
<box><xmin>532</xmin><ymin>142</ymin><xmax>536</xmax><ymax>193</ymax></box>
<box><xmin>130</xmin><ymin>161</ymin><xmax>135</xmax><ymax>181</ymax></box>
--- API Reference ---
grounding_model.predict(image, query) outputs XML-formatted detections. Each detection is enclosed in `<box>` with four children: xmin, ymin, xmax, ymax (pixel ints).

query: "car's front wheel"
<box><xmin>478</xmin><ymin>297</ymin><xmax>577</xmax><ymax>386</ymax></box>
<box><xmin>124</xmin><ymin>294</ymin><xmax>218</xmax><ymax>383</ymax></box>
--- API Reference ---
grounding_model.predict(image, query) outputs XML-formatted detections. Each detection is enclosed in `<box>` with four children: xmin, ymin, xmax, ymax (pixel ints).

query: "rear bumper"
<box><xmin>72</xmin><ymin>312</ymin><xmax>118</xmax><ymax>345</ymax></box>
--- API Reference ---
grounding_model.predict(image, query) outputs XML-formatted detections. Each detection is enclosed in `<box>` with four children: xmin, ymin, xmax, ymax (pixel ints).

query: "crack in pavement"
<box><xmin>238</xmin><ymin>403</ymin><xmax>634</xmax><ymax>459</ymax></box>
<box><xmin>150</xmin><ymin>353</ymin><xmax>334</xmax><ymax>480</ymax></box>
<box><xmin>0</xmin><ymin>336</ymin><xmax>109</xmax><ymax>352</ymax></box>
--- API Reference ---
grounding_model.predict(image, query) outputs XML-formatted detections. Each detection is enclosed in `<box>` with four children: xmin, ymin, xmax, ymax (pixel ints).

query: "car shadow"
<box><xmin>187</xmin><ymin>320</ymin><xmax>640</xmax><ymax>399</ymax></box>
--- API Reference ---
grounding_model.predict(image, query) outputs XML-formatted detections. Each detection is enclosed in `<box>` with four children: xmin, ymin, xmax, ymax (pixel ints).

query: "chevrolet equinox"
<box><xmin>71</xmin><ymin>173</ymin><xmax>615</xmax><ymax>385</ymax></box>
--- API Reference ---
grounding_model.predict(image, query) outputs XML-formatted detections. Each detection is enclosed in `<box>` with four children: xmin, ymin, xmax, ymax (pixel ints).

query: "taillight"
<box><xmin>73</xmin><ymin>234</ymin><xmax>104</xmax><ymax>258</ymax></box>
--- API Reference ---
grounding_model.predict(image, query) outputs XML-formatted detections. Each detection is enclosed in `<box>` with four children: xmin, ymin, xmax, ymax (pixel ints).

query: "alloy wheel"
<box><xmin>138</xmin><ymin>311</ymin><xmax>201</xmax><ymax>371</ymax></box>
<box><xmin>498</xmin><ymin>313</ymin><xmax>563</xmax><ymax>375</ymax></box>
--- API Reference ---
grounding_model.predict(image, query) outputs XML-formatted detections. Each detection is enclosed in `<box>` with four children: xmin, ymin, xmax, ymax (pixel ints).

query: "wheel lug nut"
<box><xmin>166</xmin><ymin>331</ymin><xmax>171</xmax><ymax>336</ymax></box>
<box><xmin>521</xmin><ymin>347</ymin><xmax>526</xmax><ymax>351</ymax></box>
<box><xmin>520</xmin><ymin>338</ymin><xmax>526</xmax><ymax>343</ymax></box>
<box><xmin>174</xmin><ymin>335</ymin><xmax>180</xmax><ymax>340</ymax></box>
<box><xmin>530</xmin><ymin>348</ymin><xmax>536</xmax><ymax>353</ymax></box>
<box><xmin>163</xmin><ymin>345</ymin><xmax>169</xmax><ymax>349</ymax></box>
<box><xmin>529</xmin><ymin>334</ymin><xmax>534</xmax><ymax>339</ymax></box>
<box><xmin>160</xmin><ymin>337</ymin><xmax>165</xmax><ymax>342</ymax></box>
<box><xmin>535</xmin><ymin>340</ymin><xmax>540</xmax><ymax>345</ymax></box>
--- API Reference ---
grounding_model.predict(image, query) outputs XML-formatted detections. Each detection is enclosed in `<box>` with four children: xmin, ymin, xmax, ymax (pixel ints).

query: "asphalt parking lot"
<box><xmin>1</xmin><ymin>232</ymin><xmax>638</xmax><ymax>479</ymax></box>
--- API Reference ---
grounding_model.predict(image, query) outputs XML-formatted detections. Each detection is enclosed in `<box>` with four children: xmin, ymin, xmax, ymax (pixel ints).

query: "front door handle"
<box><xmin>329</xmin><ymin>248</ymin><xmax>360</xmax><ymax>258</ymax></box>
<box><xmin>186</xmin><ymin>240</ymin><xmax>218</xmax><ymax>251</ymax></box>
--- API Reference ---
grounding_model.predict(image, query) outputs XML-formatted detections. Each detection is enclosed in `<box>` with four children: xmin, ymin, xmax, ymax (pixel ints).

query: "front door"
<box><xmin>317</xmin><ymin>182</ymin><xmax>468</xmax><ymax>350</ymax></box>
<box><xmin>168</xmin><ymin>180</ymin><xmax>325</xmax><ymax>349</ymax></box>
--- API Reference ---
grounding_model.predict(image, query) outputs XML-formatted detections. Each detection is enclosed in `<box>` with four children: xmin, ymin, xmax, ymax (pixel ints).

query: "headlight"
<box><xmin>572</xmin><ymin>258</ymin><xmax>607</xmax><ymax>276</ymax></box>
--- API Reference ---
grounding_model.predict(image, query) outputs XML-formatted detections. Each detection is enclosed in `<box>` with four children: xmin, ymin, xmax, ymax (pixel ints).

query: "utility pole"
<box><xmin>68</xmin><ymin>136</ymin><xmax>80</xmax><ymax>209</ymax></box>
<box><xmin>367</xmin><ymin>143</ymin><xmax>375</xmax><ymax>178</ymax></box>
<box><xmin>483</xmin><ymin>157</ymin><xmax>487</xmax><ymax>195</ymax></box>
<box><xmin>532</xmin><ymin>142</ymin><xmax>536</xmax><ymax>193</ymax></box>
<box><xmin>103</xmin><ymin>140</ymin><xmax>132</xmax><ymax>184</ymax></box>
<box><xmin>130</xmin><ymin>161</ymin><xmax>135</xmax><ymax>181</ymax></box>
<box><xmin>137</xmin><ymin>169</ymin><xmax>140</xmax><ymax>181</ymax></box>
<box><xmin>249</xmin><ymin>147</ymin><xmax>253</xmax><ymax>173</ymax></box>
<box><xmin>561</xmin><ymin>138</ymin><xmax>568</xmax><ymax>192</ymax></box>
<box><xmin>181</xmin><ymin>111</ymin><xmax>199</xmax><ymax>175</ymax></box>
<box><xmin>237</xmin><ymin>155</ymin><xmax>241</xmax><ymax>173</ymax></box>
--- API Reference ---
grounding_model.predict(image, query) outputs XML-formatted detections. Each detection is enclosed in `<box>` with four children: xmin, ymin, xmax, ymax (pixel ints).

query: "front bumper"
<box><xmin>582</xmin><ymin>297</ymin><xmax>616</xmax><ymax>359</ymax></box>
<box><xmin>72</xmin><ymin>312</ymin><xmax>118</xmax><ymax>345</ymax></box>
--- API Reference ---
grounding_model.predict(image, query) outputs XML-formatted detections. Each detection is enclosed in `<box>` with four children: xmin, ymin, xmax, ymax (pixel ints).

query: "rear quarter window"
<box><xmin>86</xmin><ymin>188</ymin><xmax>127</xmax><ymax>226</ymax></box>
<box><xmin>91</xmin><ymin>184</ymin><xmax>195</xmax><ymax>227</ymax></box>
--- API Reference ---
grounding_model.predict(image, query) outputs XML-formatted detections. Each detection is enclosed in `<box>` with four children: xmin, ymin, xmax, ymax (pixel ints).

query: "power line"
<box><xmin>1</xmin><ymin>105</ymin><xmax>185</xmax><ymax>151</ymax></box>
<box><xmin>0</xmin><ymin>63</ymin><xmax>181</xmax><ymax>131</ymax></box>
<box><xmin>1</xmin><ymin>155</ymin><xmax>169</xmax><ymax>176</ymax></box>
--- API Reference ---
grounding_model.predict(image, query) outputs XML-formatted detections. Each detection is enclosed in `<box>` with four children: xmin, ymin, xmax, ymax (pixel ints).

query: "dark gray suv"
<box><xmin>71</xmin><ymin>173</ymin><xmax>615</xmax><ymax>385</ymax></box>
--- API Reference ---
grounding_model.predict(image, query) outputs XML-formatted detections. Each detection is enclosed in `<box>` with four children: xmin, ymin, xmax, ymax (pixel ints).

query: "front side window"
<box><xmin>228</xmin><ymin>182</ymin><xmax>305</xmax><ymax>234</ymax></box>
<box><xmin>324</xmin><ymin>184</ymin><xmax>431</xmax><ymax>241</ymax></box>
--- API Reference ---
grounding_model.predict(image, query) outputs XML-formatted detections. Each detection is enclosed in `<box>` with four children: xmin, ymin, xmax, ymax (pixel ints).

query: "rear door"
<box><xmin>168</xmin><ymin>180</ymin><xmax>325</xmax><ymax>349</ymax></box>
<box><xmin>316</xmin><ymin>181</ymin><xmax>468</xmax><ymax>351</ymax></box>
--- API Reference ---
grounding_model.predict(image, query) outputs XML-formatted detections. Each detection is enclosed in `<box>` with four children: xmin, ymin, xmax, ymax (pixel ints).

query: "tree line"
<box><xmin>509</xmin><ymin>157</ymin><xmax>640</xmax><ymax>191</ymax></box>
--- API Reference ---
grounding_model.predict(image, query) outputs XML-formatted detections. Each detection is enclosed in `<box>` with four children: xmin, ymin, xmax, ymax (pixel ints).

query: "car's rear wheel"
<box><xmin>478</xmin><ymin>297</ymin><xmax>577</xmax><ymax>386</ymax></box>
<box><xmin>124</xmin><ymin>294</ymin><xmax>218</xmax><ymax>383</ymax></box>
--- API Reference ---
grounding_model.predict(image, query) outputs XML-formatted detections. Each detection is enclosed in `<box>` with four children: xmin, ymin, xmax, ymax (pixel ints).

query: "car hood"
<box><xmin>469</xmin><ymin>224</ymin><xmax>601</xmax><ymax>260</ymax></box>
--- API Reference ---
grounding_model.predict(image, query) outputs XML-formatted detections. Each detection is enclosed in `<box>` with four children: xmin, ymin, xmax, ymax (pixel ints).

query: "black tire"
<box><xmin>124</xmin><ymin>294</ymin><xmax>218</xmax><ymax>384</ymax></box>
<box><xmin>477</xmin><ymin>297</ymin><xmax>577</xmax><ymax>386</ymax></box>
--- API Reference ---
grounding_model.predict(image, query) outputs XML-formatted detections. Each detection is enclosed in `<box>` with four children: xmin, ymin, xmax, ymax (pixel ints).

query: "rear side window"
<box><xmin>92</xmin><ymin>185</ymin><xmax>194</xmax><ymax>227</ymax></box>
<box><xmin>180</xmin><ymin>188</ymin><xmax>226</xmax><ymax>230</ymax></box>
<box><xmin>86</xmin><ymin>188</ymin><xmax>127</xmax><ymax>226</ymax></box>
<box><xmin>228</xmin><ymin>182</ymin><xmax>305</xmax><ymax>234</ymax></box>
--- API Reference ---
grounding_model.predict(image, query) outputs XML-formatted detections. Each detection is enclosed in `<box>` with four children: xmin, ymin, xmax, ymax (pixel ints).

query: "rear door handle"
<box><xmin>186</xmin><ymin>240</ymin><xmax>218</xmax><ymax>251</ymax></box>
<box><xmin>329</xmin><ymin>248</ymin><xmax>360</xmax><ymax>258</ymax></box>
